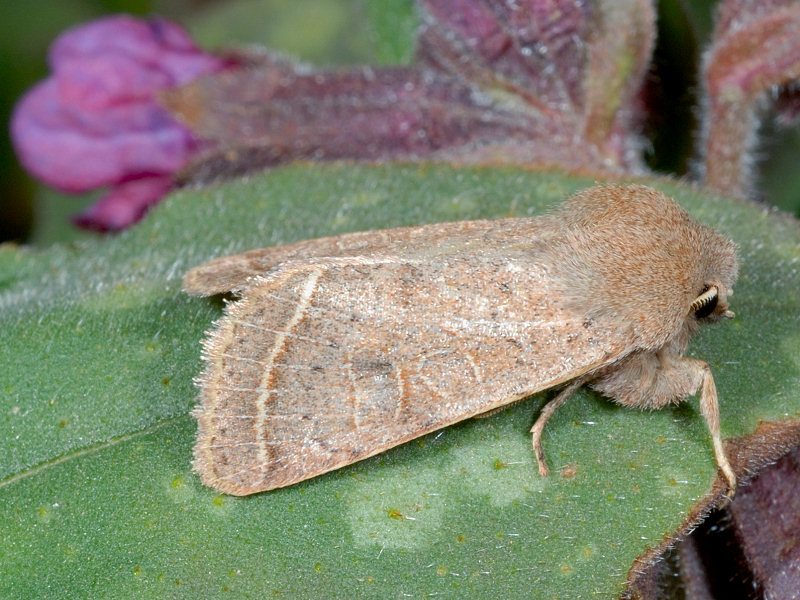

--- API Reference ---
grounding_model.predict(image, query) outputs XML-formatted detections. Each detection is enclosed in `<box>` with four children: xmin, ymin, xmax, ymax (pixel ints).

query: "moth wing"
<box><xmin>183</xmin><ymin>218</ymin><xmax>530</xmax><ymax>296</ymax></box>
<box><xmin>193</xmin><ymin>245</ymin><xmax>632</xmax><ymax>495</ymax></box>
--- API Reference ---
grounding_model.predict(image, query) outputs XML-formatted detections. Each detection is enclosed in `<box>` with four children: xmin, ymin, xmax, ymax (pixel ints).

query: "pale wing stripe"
<box><xmin>463</xmin><ymin>350</ymin><xmax>484</xmax><ymax>384</ymax></box>
<box><xmin>345</xmin><ymin>362</ymin><xmax>365</xmax><ymax>430</ymax></box>
<box><xmin>392</xmin><ymin>364</ymin><xmax>406</xmax><ymax>420</ymax></box>
<box><xmin>254</xmin><ymin>267</ymin><xmax>325</xmax><ymax>471</ymax></box>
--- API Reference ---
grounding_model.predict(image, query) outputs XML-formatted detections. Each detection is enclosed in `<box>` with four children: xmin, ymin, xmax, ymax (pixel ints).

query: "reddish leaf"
<box><xmin>167</xmin><ymin>0</ymin><xmax>657</xmax><ymax>183</ymax></box>
<box><xmin>698</xmin><ymin>0</ymin><xmax>800</xmax><ymax>196</ymax></box>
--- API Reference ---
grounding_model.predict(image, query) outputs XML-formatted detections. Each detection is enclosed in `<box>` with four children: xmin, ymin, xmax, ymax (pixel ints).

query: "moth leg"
<box><xmin>693</xmin><ymin>359</ymin><xmax>737</xmax><ymax>497</ymax></box>
<box><xmin>530</xmin><ymin>379</ymin><xmax>584</xmax><ymax>476</ymax></box>
<box><xmin>658</xmin><ymin>357</ymin><xmax>736</xmax><ymax>497</ymax></box>
<box><xmin>594</xmin><ymin>352</ymin><xmax>737</xmax><ymax>498</ymax></box>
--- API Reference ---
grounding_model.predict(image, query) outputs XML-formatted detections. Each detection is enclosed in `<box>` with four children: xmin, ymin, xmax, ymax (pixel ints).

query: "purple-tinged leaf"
<box><xmin>417</xmin><ymin>0</ymin><xmax>590</xmax><ymax>110</ymax></box>
<box><xmin>581</xmin><ymin>0</ymin><xmax>655</xmax><ymax>160</ymax></box>
<box><xmin>165</xmin><ymin>59</ymin><xmax>622</xmax><ymax>183</ymax></box>
<box><xmin>167</xmin><ymin>0</ymin><xmax>657</xmax><ymax>184</ymax></box>
<box><xmin>729</xmin><ymin>446</ymin><xmax>800</xmax><ymax>598</ymax></box>
<box><xmin>418</xmin><ymin>0</ymin><xmax>655</xmax><ymax>165</ymax></box>
<box><xmin>698</xmin><ymin>0</ymin><xmax>800</xmax><ymax>197</ymax></box>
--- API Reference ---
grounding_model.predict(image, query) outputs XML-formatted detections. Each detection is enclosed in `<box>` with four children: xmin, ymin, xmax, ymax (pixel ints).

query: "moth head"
<box><xmin>689</xmin><ymin>281</ymin><xmax>734</xmax><ymax>322</ymax></box>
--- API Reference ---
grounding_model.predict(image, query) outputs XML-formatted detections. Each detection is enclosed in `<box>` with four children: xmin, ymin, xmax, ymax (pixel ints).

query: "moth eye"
<box><xmin>690</xmin><ymin>285</ymin><xmax>719</xmax><ymax>319</ymax></box>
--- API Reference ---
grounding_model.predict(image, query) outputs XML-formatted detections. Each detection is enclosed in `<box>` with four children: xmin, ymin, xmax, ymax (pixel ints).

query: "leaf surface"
<box><xmin>1</xmin><ymin>164</ymin><xmax>798</xmax><ymax>599</ymax></box>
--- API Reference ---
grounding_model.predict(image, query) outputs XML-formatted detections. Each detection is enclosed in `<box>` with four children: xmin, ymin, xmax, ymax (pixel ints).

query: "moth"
<box><xmin>184</xmin><ymin>184</ymin><xmax>738</xmax><ymax>496</ymax></box>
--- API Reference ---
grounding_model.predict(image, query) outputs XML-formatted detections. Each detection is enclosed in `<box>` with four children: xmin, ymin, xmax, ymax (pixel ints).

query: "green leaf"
<box><xmin>362</xmin><ymin>0</ymin><xmax>418</xmax><ymax>65</ymax></box>
<box><xmin>1</xmin><ymin>164</ymin><xmax>798</xmax><ymax>599</ymax></box>
<box><xmin>187</xmin><ymin>0</ymin><xmax>418</xmax><ymax>67</ymax></box>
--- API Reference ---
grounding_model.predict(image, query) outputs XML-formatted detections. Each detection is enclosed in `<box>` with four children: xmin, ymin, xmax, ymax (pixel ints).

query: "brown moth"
<box><xmin>184</xmin><ymin>184</ymin><xmax>738</xmax><ymax>496</ymax></box>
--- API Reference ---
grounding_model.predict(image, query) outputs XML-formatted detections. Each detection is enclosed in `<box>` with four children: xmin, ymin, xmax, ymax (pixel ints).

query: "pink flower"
<box><xmin>11</xmin><ymin>15</ymin><xmax>228</xmax><ymax>231</ymax></box>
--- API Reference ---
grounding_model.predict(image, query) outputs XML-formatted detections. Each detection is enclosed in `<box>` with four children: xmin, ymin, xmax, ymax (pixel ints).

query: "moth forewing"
<box><xmin>186</xmin><ymin>184</ymin><xmax>739</xmax><ymax>496</ymax></box>
<box><xmin>183</xmin><ymin>219</ymin><xmax>523</xmax><ymax>297</ymax></box>
<box><xmin>191</xmin><ymin>248</ymin><xmax>630</xmax><ymax>495</ymax></box>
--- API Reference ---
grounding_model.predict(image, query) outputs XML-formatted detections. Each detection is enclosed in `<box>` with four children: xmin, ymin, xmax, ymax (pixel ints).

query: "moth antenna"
<box><xmin>689</xmin><ymin>285</ymin><xmax>718</xmax><ymax>315</ymax></box>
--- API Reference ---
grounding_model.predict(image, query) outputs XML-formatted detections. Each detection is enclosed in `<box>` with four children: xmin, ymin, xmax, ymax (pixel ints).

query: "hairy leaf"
<box><xmin>1</xmin><ymin>164</ymin><xmax>798</xmax><ymax>598</ymax></box>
